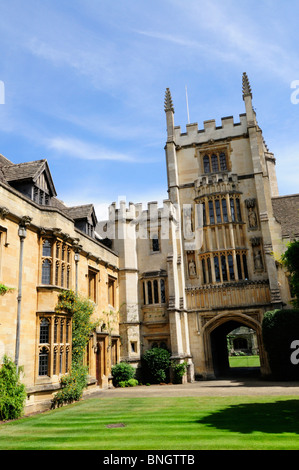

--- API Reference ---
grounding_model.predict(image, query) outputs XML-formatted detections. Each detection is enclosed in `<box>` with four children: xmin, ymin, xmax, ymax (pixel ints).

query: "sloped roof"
<box><xmin>0</xmin><ymin>158</ymin><xmax>57</xmax><ymax>197</ymax></box>
<box><xmin>272</xmin><ymin>194</ymin><xmax>299</xmax><ymax>239</ymax></box>
<box><xmin>66</xmin><ymin>204</ymin><xmax>97</xmax><ymax>225</ymax></box>
<box><xmin>0</xmin><ymin>153</ymin><xmax>13</xmax><ymax>166</ymax></box>
<box><xmin>0</xmin><ymin>155</ymin><xmax>98</xmax><ymax>228</ymax></box>
<box><xmin>0</xmin><ymin>154</ymin><xmax>13</xmax><ymax>182</ymax></box>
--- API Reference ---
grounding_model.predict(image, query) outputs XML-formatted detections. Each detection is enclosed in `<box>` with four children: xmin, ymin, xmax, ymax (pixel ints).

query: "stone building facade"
<box><xmin>99</xmin><ymin>73</ymin><xmax>299</xmax><ymax>380</ymax></box>
<box><xmin>1</xmin><ymin>73</ymin><xmax>299</xmax><ymax>415</ymax></box>
<box><xmin>0</xmin><ymin>155</ymin><xmax>119</xmax><ymax>414</ymax></box>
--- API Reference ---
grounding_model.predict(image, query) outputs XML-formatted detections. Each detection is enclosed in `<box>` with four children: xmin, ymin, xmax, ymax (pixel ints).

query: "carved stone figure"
<box><xmin>254</xmin><ymin>250</ymin><xmax>263</xmax><ymax>270</ymax></box>
<box><xmin>248</xmin><ymin>207</ymin><xmax>258</xmax><ymax>228</ymax></box>
<box><xmin>188</xmin><ymin>259</ymin><xmax>196</xmax><ymax>276</ymax></box>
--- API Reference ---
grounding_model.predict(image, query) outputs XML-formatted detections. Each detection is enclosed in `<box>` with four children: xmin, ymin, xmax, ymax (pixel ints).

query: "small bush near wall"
<box><xmin>171</xmin><ymin>361</ymin><xmax>188</xmax><ymax>384</ymax></box>
<box><xmin>111</xmin><ymin>362</ymin><xmax>136</xmax><ymax>387</ymax></box>
<box><xmin>262</xmin><ymin>309</ymin><xmax>299</xmax><ymax>380</ymax></box>
<box><xmin>141</xmin><ymin>348</ymin><xmax>171</xmax><ymax>384</ymax></box>
<box><xmin>0</xmin><ymin>356</ymin><xmax>26</xmax><ymax>421</ymax></box>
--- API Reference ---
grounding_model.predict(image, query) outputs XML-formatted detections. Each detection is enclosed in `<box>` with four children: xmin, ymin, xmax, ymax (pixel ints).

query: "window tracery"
<box><xmin>37</xmin><ymin>315</ymin><xmax>72</xmax><ymax>378</ymax></box>
<box><xmin>40</xmin><ymin>237</ymin><xmax>72</xmax><ymax>288</ymax></box>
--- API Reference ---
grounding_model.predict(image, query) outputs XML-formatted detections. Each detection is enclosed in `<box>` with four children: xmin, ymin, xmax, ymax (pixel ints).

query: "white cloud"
<box><xmin>45</xmin><ymin>136</ymin><xmax>137</xmax><ymax>162</ymax></box>
<box><xmin>136</xmin><ymin>0</ymin><xmax>299</xmax><ymax>83</ymax></box>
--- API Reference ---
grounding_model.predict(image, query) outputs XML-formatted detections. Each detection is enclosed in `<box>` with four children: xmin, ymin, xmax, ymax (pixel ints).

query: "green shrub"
<box><xmin>142</xmin><ymin>348</ymin><xmax>171</xmax><ymax>384</ymax></box>
<box><xmin>51</xmin><ymin>365</ymin><xmax>88</xmax><ymax>408</ymax></box>
<box><xmin>262</xmin><ymin>309</ymin><xmax>299</xmax><ymax>380</ymax></box>
<box><xmin>118</xmin><ymin>378</ymin><xmax>138</xmax><ymax>388</ymax></box>
<box><xmin>111</xmin><ymin>362</ymin><xmax>136</xmax><ymax>387</ymax></box>
<box><xmin>126</xmin><ymin>378</ymin><xmax>138</xmax><ymax>387</ymax></box>
<box><xmin>171</xmin><ymin>361</ymin><xmax>188</xmax><ymax>384</ymax></box>
<box><xmin>0</xmin><ymin>355</ymin><xmax>26</xmax><ymax>421</ymax></box>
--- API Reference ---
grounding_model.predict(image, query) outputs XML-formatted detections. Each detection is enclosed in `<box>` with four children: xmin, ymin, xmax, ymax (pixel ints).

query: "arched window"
<box><xmin>221</xmin><ymin>255</ymin><xmax>228</xmax><ymax>281</ymax></box>
<box><xmin>160</xmin><ymin>279</ymin><xmax>166</xmax><ymax>303</ymax></box>
<box><xmin>214</xmin><ymin>255</ymin><xmax>221</xmax><ymax>282</ymax></box>
<box><xmin>38</xmin><ymin>347</ymin><xmax>49</xmax><ymax>376</ymax></box>
<box><xmin>243</xmin><ymin>254</ymin><xmax>249</xmax><ymax>279</ymax></box>
<box><xmin>215</xmin><ymin>199</ymin><xmax>221</xmax><ymax>223</ymax></box>
<box><xmin>208</xmin><ymin>200</ymin><xmax>215</xmax><ymax>224</ymax></box>
<box><xmin>211</xmin><ymin>154</ymin><xmax>219</xmax><ymax>172</ymax></box>
<box><xmin>228</xmin><ymin>254</ymin><xmax>235</xmax><ymax>280</ymax></box>
<box><xmin>42</xmin><ymin>240</ymin><xmax>52</xmax><ymax>257</ymax></box>
<box><xmin>147</xmin><ymin>281</ymin><xmax>153</xmax><ymax>304</ymax></box>
<box><xmin>42</xmin><ymin>259</ymin><xmax>51</xmax><ymax>285</ymax></box>
<box><xmin>153</xmin><ymin>280</ymin><xmax>159</xmax><ymax>303</ymax></box>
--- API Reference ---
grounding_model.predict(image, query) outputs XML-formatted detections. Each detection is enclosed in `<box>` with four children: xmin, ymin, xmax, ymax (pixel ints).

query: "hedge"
<box><xmin>262</xmin><ymin>309</ymin><xmax>299</xmax><ymax>380</ymax></box>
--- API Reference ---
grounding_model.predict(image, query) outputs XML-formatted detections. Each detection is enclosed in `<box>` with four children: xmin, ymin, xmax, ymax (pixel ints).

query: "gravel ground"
<box><xmin>85</xmin><ymin>376</ymin><xmax>299</xmax><ymax>399</ymax></box>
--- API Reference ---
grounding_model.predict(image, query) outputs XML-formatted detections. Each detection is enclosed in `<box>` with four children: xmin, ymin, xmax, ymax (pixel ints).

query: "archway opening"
<box><xmin>210</xmin><ymin>320</ymin><xmax>260</xmax><ymax>378</ymax></box>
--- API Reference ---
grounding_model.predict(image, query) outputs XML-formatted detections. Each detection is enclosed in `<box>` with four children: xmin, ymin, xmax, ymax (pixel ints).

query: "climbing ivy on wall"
<box><xmin>51</xmin><ymin>290</ymin><xmax>99</xmax><ymax>408</ymax></box>
<box><xmin>0</xmin><ymin>284</ymin><xmax>13</xmax><ymax>296</ymax></box>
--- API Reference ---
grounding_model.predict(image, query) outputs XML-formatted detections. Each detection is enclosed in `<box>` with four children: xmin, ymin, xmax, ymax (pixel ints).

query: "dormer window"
<box><xmin>33</xmin><ymin>186</ymin><xmax>50</xmax><ymax>206</ymax></box>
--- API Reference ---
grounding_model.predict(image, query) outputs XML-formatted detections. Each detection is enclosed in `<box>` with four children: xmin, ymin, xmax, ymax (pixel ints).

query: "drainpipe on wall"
<box><xmin>15</xmin><ymin>217</ymin><xmax>31</xmax><ymax>373</ymax></box>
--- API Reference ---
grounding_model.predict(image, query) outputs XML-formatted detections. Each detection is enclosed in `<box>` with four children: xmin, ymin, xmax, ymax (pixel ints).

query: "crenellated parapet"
<box><xmin>99</xmin><ymin>199</ymin><xmax>180</xmax><ymax>242</ymax></box>
<box><xmin>173</xmin><ymin>114</ymin><xmax>248</xmax><ymax>147</ymax></box>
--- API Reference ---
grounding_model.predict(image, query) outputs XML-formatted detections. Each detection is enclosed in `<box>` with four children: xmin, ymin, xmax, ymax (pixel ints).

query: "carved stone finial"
<box><xmin>242</xmin><ymin>72</ymin><xmax>252</xmax><ymax>99</ymax></box>
<box><xmin>164</xmin><ymin>88</ymin><xmax>174</xmax><ymax>113</ymax></box>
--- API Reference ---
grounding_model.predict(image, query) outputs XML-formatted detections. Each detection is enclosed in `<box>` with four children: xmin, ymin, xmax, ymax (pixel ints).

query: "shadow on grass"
<box><xmin>198</xmin><ymin>400</ymin><xmax>299</xmax><ymax>434</ymax></box>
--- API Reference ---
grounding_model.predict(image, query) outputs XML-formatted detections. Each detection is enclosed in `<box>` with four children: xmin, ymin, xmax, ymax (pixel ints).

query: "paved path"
<box><xmin>86</xmin><ymin>377</ymin><xmax>299</xmax><ymax>399</ymax></box>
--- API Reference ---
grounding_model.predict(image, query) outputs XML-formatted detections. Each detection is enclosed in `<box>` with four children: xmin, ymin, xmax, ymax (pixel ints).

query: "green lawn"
<box><xmin>1</xmin><ymin>395</ymin><xmax>299</xmax><ymax>450</ymax></box>
<box><xmin>229</xmin><ymin>355</ymin><xmax>260</xmax><ymax>368</ymax></box>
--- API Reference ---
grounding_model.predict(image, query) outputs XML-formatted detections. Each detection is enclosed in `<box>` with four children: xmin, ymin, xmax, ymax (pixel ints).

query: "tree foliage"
<box><xmin>281</xmin><ymin>240</ymin><xmax>299</xmax><ymax>307</ymax></box>
<box><xmin>0</xmin><ymin>356</ymin><xmax>26</xmax><ymax>421</ymax></box>
<box><xmin>142</xmin><ymin>348</ymin><xmax>171</xmax><ymax>384</ymax></box>
<box><xmin>262</xmin><ymin>309</ymin><xmax>299</xmax><ymax>380</ymax></box>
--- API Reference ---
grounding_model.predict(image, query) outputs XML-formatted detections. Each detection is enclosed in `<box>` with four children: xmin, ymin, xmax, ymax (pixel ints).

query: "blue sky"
<box><xmin>0</xmin><ymin>0</ymin><xmax>298</xmax><ymax>220</ymax></box>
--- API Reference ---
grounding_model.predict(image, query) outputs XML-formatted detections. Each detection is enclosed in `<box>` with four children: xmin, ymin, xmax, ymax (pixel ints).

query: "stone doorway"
<box><xmin>202</xmin><ymin>312</ymin><xmax>269</xmax><ymax>379</ymax></box>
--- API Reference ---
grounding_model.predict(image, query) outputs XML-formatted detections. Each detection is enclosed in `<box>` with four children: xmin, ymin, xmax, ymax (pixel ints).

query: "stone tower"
<box><xmin>102</xmin><ymin>74</ymin><xmax>294</xmax><ymax>380</ymax></box>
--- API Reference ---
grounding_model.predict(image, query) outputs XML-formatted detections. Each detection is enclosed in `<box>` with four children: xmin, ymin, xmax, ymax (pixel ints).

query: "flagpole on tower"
<box><xmin>185</xmin><ymin>85</ymin><xmax>190</xmax><ymax>124</ymax></box>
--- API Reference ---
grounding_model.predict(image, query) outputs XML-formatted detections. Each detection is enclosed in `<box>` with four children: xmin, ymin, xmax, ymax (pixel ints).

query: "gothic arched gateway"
<box><xmin>201</xmin><ymin>312</ymin><xmax>270</xmax><ymax>379</ymax></box>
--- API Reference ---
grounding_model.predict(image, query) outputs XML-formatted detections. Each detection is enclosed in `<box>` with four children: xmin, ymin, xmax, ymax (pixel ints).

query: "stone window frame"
<box><xmin>108</xmin><ymin>275</ymin><xmax>116</xmax><ymax>307</ymax></box>
<box><xmin>202</xmin><ymin>194</ymin><xmax>243</xmax><ymax>227</ymax></box>
<box><xmin>88</xmin><ymin>266</ymin><xmax>99</xmax><ymax>303</ymax></box>
<box><xmin>199</xmin><ymin>249</ymin><xmax>249</xmax><ymax>285</ymax></box>
<box><xmin>203</xmin><ymin>151</ymin><xmax>228</xmax><ymax>174</ymax></box>
<box><xmin>40</xmin><ymin>236</ymin><xmax>73</xmax><ymax>288</ymax></box>
<box><xmin>142</xmin><ymin>277</ymin><xmax>166</xmax><ymax>305</ymax></box>
<box><xmin>36</xmin><ymin>313</ymin><xmax>72</xmax><ymax>381</ymax></box>
<box><xmin>196</xmin><ymin>142</ymin><xmax>234</xmax><ymax>178</ymax></box>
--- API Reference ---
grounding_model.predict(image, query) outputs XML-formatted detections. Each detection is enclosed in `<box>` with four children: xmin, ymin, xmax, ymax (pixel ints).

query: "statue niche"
<box><xmin>245</xmin><ymin>198</ymin><xmax>258</xmax><ymax>230</ymax></box>
<box><xmin>187</xmin><ymin>253</ymin><xmax>197</xmax><ymax>278</ymax></box>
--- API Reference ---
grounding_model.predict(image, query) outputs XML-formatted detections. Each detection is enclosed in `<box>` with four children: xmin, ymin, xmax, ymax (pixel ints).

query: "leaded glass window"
<box><xmin>39</xmin><ymin>318</ymin><xmax>49</xmax><ymax>344</ymax></box>
<box><xmin>42</xmin><ymin>259</ymin><xmax>51</xmax><ymax>284</ymax></box>
<box><xmin>39</xmin><ymin>347</ymin><xmax>49</xmax><ymax>376</ymax></box>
